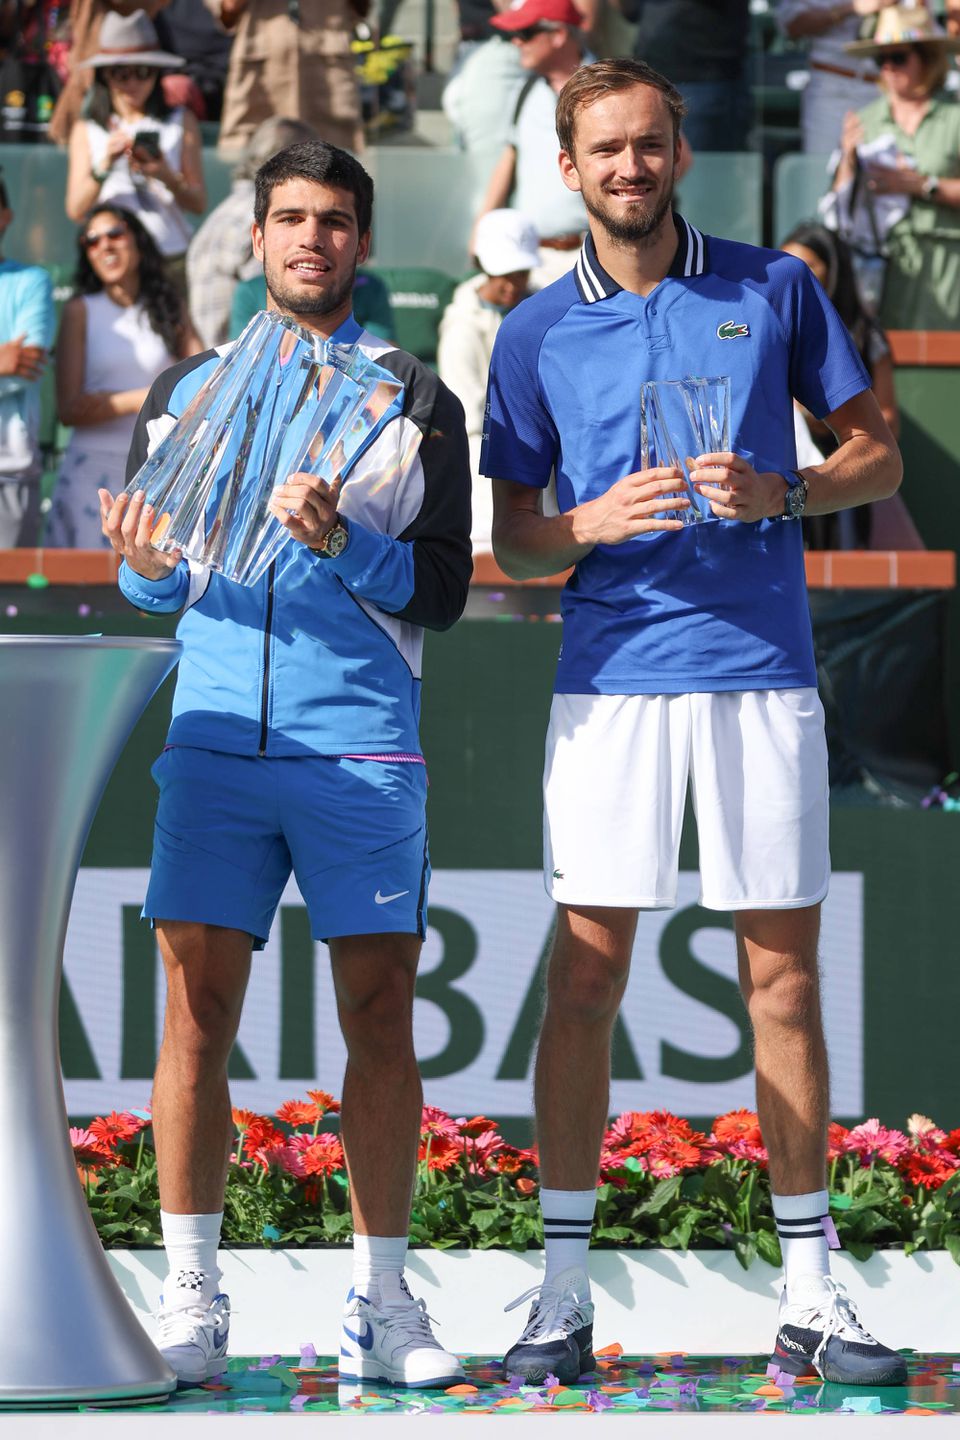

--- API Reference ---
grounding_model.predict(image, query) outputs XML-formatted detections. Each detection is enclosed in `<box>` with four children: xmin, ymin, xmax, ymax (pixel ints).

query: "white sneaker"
<box><xmin>339</xmin><ymin>1272</ymin><xmax>464</xmax><ymax>1388</ymax></box>
<box><xmin>156</xmin><ymin>1291</ymin><xmax>231</xmax><ymax>1383</ymax></box>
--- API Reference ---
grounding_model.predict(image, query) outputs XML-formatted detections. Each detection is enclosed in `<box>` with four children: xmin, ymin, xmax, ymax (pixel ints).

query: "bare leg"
<box><xmin>153</xmin><ymin>921</ymin><xmax>252</xmax><ymax>1213</ymax></box>
<box><xmin>535</xmin><ymin>905</ymin><xmax>637</xmax><ymax>1190</ymax></box>
<box><xmin>735</xmin><ymin>905</ymin><xmax>829</xmax><ymax>1195</ymax></box>
<box><xmin>330</xmin><ymin>932</ymin><xmax>422</xmax><ymax>1236</ymax></box>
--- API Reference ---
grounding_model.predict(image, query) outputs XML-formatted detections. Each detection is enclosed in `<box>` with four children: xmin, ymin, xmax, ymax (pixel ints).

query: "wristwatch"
<box><xmin>313</xmin><ymin>515</ymin><xmax>350</xmax><ymax>558</ymax></box>
<box><xmin>783</xmin><ymin>470</ymin><xmax>808</xmax><ymax>520</ymax></box>
<box><xmin>921</xmin><ymin>174</ymin><xmax>940</xmax><ymax>200</ymax></box>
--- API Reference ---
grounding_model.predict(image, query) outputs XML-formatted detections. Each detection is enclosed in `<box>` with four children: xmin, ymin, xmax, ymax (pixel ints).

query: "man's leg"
<box><xmin>503</xmin><ymin>903</ymin><xmax>637</xmax><ymax>1385</ymax></box>
<box><xmin>152</xmin><ymin>920</ymin><xmax>251</xmax><ymax>1381</ymax></box>
<box><xmin>737</xmin><ymin>904</ymin><xmax>905</xmax><ymax>1385</ymax></box>
<box><xmin>330</xmin><ymin>931</ymin><xmax>463</xmax><ymax>1388</ymax></box>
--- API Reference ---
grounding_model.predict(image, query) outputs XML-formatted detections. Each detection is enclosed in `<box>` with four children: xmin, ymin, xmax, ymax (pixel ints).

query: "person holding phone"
<box><xmin>66</xmin><ymin>9</ymin><xmax>206</xmax><ymax>280</ymax></box>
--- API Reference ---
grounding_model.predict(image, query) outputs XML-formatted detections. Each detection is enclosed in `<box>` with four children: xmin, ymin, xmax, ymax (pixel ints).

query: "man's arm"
<box><xmin>691</xmin><ymin>388</ymin><xmax>901</xmax><ymax>522</ymax></box>
<box><xmin>492</xmin><ymin>468</ymin><xmax>690</xmax><ymax>579</ymax></box>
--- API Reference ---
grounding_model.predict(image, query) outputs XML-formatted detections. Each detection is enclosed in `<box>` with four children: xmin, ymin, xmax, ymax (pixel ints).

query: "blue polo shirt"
<box><xmin>480</xmin><ymin>214</ymin><xmax>870</xmax><ymax>696</ymax></box>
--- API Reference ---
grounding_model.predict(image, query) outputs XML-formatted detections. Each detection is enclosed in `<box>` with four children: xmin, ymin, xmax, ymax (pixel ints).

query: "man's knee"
<box><xmin>546</xmin><ymin>952</ymin><xmax>630</xmax><ymax>1026</ymax></box>
<box><xmin>745</xmin><ymin>953</ymin><xmax>821</xmax><ymax>1032</ymax></box>
<box><xmin>332</xmin><ymin>935</ymin><xmax>419</xmax><ymax>1054</ymax></box>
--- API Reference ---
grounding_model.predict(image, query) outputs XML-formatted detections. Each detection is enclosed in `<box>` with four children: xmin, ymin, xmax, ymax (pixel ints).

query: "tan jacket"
<box><xmin>207</xmin><ymin>0</ymin><xmax>363</xmax><ymax>155</ymax></box>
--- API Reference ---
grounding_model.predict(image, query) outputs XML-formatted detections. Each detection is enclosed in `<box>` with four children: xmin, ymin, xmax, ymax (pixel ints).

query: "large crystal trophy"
<box><xmin>640</xmin><ymin>376</ymin><xmax>730</xmax><ymax>525</ymax></box>
<box><xmin>125</xmin><ymin>310</ymin><xmax>403</xmax><ymax>586</ymax></box>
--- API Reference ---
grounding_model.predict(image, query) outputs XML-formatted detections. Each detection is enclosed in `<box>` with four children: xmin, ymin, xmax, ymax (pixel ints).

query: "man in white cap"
<box><xmin>438</xmin><ymin>209</ymin><xmax>539</xmax><ymax>552</ymax></box>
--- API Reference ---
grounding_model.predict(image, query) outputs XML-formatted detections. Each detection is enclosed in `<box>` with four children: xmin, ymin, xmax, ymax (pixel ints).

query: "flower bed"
<box><xmin>74</xmin><ymin>1098</ymin><xmax>960</xmax><ymax>1267</ymax></box>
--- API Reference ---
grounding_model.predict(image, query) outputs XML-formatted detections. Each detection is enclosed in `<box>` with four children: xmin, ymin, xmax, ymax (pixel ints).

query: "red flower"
<box><xmin>900</xmin><ymin>1151</ymin><xmax>958</xmax><ymax>1191</ymax></box>
<box><xmin>712</xmin><ymin>1109</ymin><xmax>763</xmax><ymax>1147</ymax></box>
<box><xmin>275</xmin><ymin>1100</ymin><xmax>319</xmax><ymax>1129</ymax></box>
<box><xmin>232</xmin><ymin>1107</ymin><xmax>260</xmax><ymax>1131</ymax></box>
<box><xmin>296</xmin><ymin>1133</ymin><xmax>345</xmax><ymax>1177</ymax></box>
<box><xmin>69</xmin><ymin>1127</ymin><xmax>115</xmax><ymax>1168</ymax></box>
<box><xmin>458</xmin><ymin>1116</ymin><xmax>499</xmax><ymax>1138</ymax></box>
<box><xmin>516</xmin><ymin>1177</ymin><xmax>537</xmax><ymax>1195</ymax></box>
<box><xmin>606</xmin><ymin>1110</ymin><xmax>704</xmax><ymax>1154</ymax></box>
<box><xmin>827</xmin><ymin>1123</ymin><xmax>850</xmax><ymax>1161</ymax></box>
<box><xmin>243</xmin><ymin>1118</ymin><xmax>285</xmax><ymax>1159</ymax></box>
<box><xmin>418</xmin><ymin>1132</ymin><xmax>461</xmax><ymax>1171</ymax></box>
<box><xmin>88</xmin><ymin>1111</ymin><xmax>144</xmax><ymax>1147</ymax></box>
<box><xmin>496</xmin><ymin>1148</ymin><xmax>524</xmax><ymax>1175</ymax></box>
<box><xmin>942</xmin><ymin>1129</ymin><xmax>960</xmax><ymax>1157</ymax></box>
<box><xmin>305</xmin><ymin>1090</ymin><xmax>340</xmax><ymax>1116</ymax></box>
<box><xmin>646</xmin><ymin>1139</ymin><xmax>703</xmax><ymax>1178</ymax></box>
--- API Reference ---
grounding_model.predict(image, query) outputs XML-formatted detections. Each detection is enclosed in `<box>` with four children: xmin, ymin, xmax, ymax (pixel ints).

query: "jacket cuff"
<box><xmin>318</xmin><ymin>517</ymin><xmax>391</xmax><ymax>582</ymax></box>
<box><xmin>119</xmin><ymin>560</ymin><xmax>184</xmax><ymax>607</ymax></box>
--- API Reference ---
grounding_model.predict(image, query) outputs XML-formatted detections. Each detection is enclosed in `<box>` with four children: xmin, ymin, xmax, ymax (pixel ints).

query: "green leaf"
<box><xmin>945</xmin><ymin>1234</ymin><xmax>960</xmax><ymax>1267</ymax></box>
<box><xmin>842</xmin><ymin>1240</ymin><xmax>875</xmax><ymax>1262</ymax></box>
<box><xmin>755</xmin><ymin>1229</ymin><xmax>782</xmax><ymax>1267</ymax></box>
<box><xmin>634</xmin><ymin>1175</ymin><xmax>683</xmax><ymax>1215</ymax></box>
<box><xmin>734</xmin><ymin>1236</ymin><xmax>757</xmax><ymax>1271</ymax></box>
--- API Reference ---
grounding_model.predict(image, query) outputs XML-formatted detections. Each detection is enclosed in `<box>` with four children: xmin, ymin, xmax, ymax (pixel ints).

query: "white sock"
<box><xmin>772</xmin><ymin>1190</ymin><xmax>835</xmax><ymax>1298</ymax></box>
<box><xmin>160</xmin><ymin>1210</ymin><xmax>223</xmax><ymax>1307</ymax></box>
<box><xmin>540</xmin><ymin>1188</ymin><xmax>595</xmax><ymax>1293</ymax></box>
<box><xmin>352</xmin><ymin>1234</ymin><xmax>408</xmax><ymax>1297</ymax></box>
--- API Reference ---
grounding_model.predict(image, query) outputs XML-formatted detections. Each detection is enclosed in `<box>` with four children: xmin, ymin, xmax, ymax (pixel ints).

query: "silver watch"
<box><xmin>783</xmin><ymin>471</ymin><xmax>808</xmax><ymax>520</ymax></box>
<box><xmin>921</xmin><ymin>174</ymin><xmax>940</xmax><ymax>200</ymax></box>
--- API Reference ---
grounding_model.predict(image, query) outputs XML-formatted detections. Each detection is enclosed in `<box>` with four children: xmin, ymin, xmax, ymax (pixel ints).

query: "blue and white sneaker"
<box><xmin>156</xmin><ymin>1291</ymin><xmax>231</xmax><ymax>1384</ymax></box>
<box><xmin>339</xmin><ymin>1273</ymin><xmax>464</xmax><ymax>1388</ymax></box>
<box><xmin>503</xmin><ymin>1266</ymin><xmax>595</xmax><ymax>1385</ymax></box>
<box><xmin>771</xmin><ymin>1275</ymin><xmax>907</xmax><ymax>1385</ymax></box>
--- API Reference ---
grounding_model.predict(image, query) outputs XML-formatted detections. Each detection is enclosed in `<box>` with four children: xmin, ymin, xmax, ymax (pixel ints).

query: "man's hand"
<box><xmin>571</xmin><ymin>466</ymin><xmax>689</xmax><ymax>546</ymax></box>
<box><xmin>99</xmin><ymin>488</ymin><xmax>183</xmax><ymax>579</ymax></box>
<box><xmin>689</xmin><ymin>452</ymin><xmax>785</xmax><ymax>522</ymax></box>
<box><xmin>268</xmin><ymin>472</ymin><xmax>341</xmax><ymax>549</ymax></box>
<box><xmin>0</xmin><ymin>334</ymin><xmax>47</xmax><ymax>381</ymax></box>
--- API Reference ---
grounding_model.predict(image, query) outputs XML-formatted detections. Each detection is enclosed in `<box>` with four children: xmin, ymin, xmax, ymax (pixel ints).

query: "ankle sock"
<box><xmin>540</xmin><ymin>1188</ymin><xmax>595</xmax><ymax>1292</ymax></box>
<box><xmin>352</xmin><ymin>1234</ymin><xmax>408</xmax><ymax>1295</ymax></box>
<box><xmin>772</xmin><ymin>1189</ymin><xmax>836</xmax><ymax>1298</ymax></box>
<box><xmin>160</xmin><ymin>1210</ymin><xmax>223</xmax><ymax>1306</ymax></box>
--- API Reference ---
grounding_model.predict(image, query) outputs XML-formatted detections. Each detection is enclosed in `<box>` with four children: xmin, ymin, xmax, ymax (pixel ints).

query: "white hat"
<box><xmin>474</xmin><ymin>210</ymin><xmax>540</xmax><ymax>277</ymax></box>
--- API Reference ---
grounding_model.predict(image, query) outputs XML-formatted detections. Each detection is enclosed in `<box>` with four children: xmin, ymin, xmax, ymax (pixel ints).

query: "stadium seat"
<box><xmin>367</xmin><ymin>265</ymin><xmax>457</xmax><ymax>365</ymax></box>
<box><xmin>673</xmin><ymin>152</ymin><xmax>764</xmax><ymax>247</ymax></box>
<box><xmin>773</xmin><ymin>152</ymin><xmax>833</xmax><ymax>246</ymax></box>
<box><xmin>3</xmin><ymin>145</ymin><xmax>73</xmax><ymax>268</ymax></box>
<box><xmin>366</xmin><ymin>148</ymin><xmax>476</xmax><ymax>275</ymax></box>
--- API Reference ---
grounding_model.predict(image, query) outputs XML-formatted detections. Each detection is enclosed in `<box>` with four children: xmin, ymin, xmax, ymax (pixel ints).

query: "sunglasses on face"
<box><xmin>880</xmin><ymin>49</ymin><xmax>915</xmax><ymax>66</ymax></box>
<box><xmin>510</xmin><ymin>24</ymin><xmax>552</xmax><ymax>40</ymax></box>
<box><xmin>103</xmin><ymin>64</ymin><xmax>156</xmax><ymax>82</ymax></box>
<box><xmin>81</xmin><ymin>223</ymin><xmax>129</xmax><ymax>250</ymax></box>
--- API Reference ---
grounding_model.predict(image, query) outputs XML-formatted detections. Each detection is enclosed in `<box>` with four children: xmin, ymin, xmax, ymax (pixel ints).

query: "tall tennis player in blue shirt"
<box><xmin>481</xmin><ymin>59</ymin><xmax>905</xmax><ymax>1388</ymax></box>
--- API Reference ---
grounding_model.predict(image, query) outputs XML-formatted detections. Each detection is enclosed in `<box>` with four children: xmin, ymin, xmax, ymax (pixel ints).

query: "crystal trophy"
<box><xmin>640</xmin><ymin>375</ymin><xmax>731</xmax><ymax>525</ymax></box>
<box><xmin>125</xmin><ymin>310</ymin><xmax>403</xmax><ymax>586</ymax></box>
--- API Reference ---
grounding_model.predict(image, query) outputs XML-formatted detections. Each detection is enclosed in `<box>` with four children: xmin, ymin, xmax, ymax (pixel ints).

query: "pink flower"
<box><xmin>844</xmin><ymin>1119</ymin><xmax>909</xmax><ymax>1165</ymax></box>
<box><xmin>907</xmin><ymin>1114</ymin><xmax>947</xmax><ymax>1148</ymax></box>
<box><xmin>420</xmin><ymin>1106</ymin><xmax>460</xmax><ymax>1140</ymax></box>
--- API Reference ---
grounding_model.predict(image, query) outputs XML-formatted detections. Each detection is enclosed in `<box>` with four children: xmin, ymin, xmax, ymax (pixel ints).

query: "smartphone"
<box><xmin>132</xmin><ymin>130</ymin><xmax>161</xmax><ymax>158</ymax></box>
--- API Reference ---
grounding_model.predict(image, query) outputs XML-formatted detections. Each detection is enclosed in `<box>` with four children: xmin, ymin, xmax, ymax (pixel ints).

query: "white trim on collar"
<box><xmin>573</xmin><ymin>213</ymin><xmax>708</xmax><ymax>304</ymax></box>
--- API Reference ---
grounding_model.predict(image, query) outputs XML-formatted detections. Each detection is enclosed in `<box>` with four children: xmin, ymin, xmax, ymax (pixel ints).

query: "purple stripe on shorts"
<box><xmin>342</xmin><ymin>753</ymin><xmax>425</xmax><ymax>764</ymax></box>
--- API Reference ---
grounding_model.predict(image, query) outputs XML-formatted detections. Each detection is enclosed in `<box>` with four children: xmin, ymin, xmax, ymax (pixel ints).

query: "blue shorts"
<box><xmin>145</xmin><ymin>746</ymin><xmax>429</xmax><ymax>948</ymax></box>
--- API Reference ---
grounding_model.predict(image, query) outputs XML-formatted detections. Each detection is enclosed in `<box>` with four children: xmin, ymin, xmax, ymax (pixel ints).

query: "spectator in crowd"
<box><xmin>477</xmin><ymin>0</ymin><xmax>593</xmax><ymax>284</ymax></box>
<box><xmin>781</xmin><ymin>220</ymin><xmax>923</xmax><ymax>547</ymax></box>
<box><xmin>778</xmin><ymin>0</ymin><xmax>882</xmax><ymax>154</ymax></box>
<box><xmin>443</xmin><ymin>33</ymin><xmax>525</xmax><ymax>161</ymax></box>
<box><xmin>438</xmin><ymin>209</ymin><xmax>539</xmax><ymax>553</ymax></box>
<box><xmin>154</xmin><ymin>0</ymin><xmax>233</xmax><ymax>120</ymax></box>
<box><xmin>65</xmin><ymin>10</ymin><xmax>206</xmax><ymax>277</ymax></box>
<box><xmin>46</xmin><ymin>204</ymin><xmax>201</xmax><ymax>548</ymax></box>
<box><xmin>229</xmin><ymin>264</ymin><xmax>395</xmax><ymax>340</ymax></box>
<box><xmin>616</xmin><ymin>0</ymin><xmax>752</xmax><ymax>152</ymax></box>
<box><xmin>207</xmin><ymin>0</ymin><xmax>365</xmax><ymax>157</ymax></box>
<box><xmin>187</xmin><ymin>116</ymin><xmax>316</xmax><ymax>348</ymax></box>
<box><xmin>0</xmin><ymin>176</ymin><xmax>55</xmax><ymax>549</ymax></box>
<box><xmin>832</xmin><ymin>5</ymin><xmax>960</xmax><ymax>329</ymax></box>
<box><xmin>48</xmin><ymin>0</ymin><xmax>167</xmax><ymax>147</ymax></box>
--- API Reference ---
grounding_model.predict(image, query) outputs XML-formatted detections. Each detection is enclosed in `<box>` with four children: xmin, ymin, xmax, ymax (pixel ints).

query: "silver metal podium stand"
<box><xmin>0</xmin><ymin>636</ymin><xmax>181</xmax><ymax>1404</ymax></box>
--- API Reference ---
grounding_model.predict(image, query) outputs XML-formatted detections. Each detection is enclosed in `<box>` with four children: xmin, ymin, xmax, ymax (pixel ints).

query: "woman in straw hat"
<box><xmin>65</xmin><ymin>9</ymin><xmax>206</xmax><ymax>270</ymax></box>
<box><xmin>830</xmin><ymin>4</ymin><xmax>960</xmax><ymax>328</ymax></box>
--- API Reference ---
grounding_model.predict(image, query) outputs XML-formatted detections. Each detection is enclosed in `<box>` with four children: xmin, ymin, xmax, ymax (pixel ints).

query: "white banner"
<box><xmin>62</xmin><ymin>869</ymin><xmax>863</xmax><ymax>1120</ymax></box>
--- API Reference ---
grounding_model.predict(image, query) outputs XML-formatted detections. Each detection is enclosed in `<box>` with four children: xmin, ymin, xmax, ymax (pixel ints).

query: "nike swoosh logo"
<box><xmin>343</xmin><ymin>1323</ymin><xmax>375</xmax><ymax>1351</ymax></box>
<box><xmin>213</xmin><ymin>1327</ymin><xmax>228</xmax><ymax>1349</ymax></box>
<box><xmin>375</xmin><ymin>889</ymin><xmax>409</xmax><ymax>905</ymax></box>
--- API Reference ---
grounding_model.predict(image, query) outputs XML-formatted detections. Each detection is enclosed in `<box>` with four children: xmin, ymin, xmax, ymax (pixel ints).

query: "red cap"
<box><xmin>491</xmin><ymin>0</ymin><xmax>584</xmax><ymax>31</ymax></box>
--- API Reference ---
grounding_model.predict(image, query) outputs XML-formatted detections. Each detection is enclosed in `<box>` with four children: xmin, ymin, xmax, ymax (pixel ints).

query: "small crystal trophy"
<box><xmin>125</xmin><ymin>310</ymin><xmax>403</xmax><ymax>586</ymax></box>
<box><xmin>640</xmin><ymin>376</ymin><xmax>731</xmax><ymax>525</ymax></box>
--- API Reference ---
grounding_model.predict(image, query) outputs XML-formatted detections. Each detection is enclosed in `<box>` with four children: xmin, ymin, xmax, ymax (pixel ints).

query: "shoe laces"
<box><xmin>156</xmin><ymin>1298</ymin><xmax>229</xmax><ymax>1341</ymax></box>
<box><xmin>378</xmin><ymin>1279</ymin><xmax>444</xmax><ymax>1351</ymax></box>
<box><xmin>786</xmin><ymin>1277</ymin><xmax>876</xmax><ymax>1366</ymax></box>
<box><xmin>504</xmin><ymin>1281</ymin><xmax>587</xmax><ymax>1343</ymax></box>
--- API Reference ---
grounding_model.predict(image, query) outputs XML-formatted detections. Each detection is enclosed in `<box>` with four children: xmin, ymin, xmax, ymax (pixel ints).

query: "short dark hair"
<box><xmin>253</xmin><ymin>140</ymin><xmax>374</xmax><ymax>236</ymax></box>
<box><xmin>555</xmin><ymin>58</ymin><xmax>686</xmax><ymax>155</ymax></box>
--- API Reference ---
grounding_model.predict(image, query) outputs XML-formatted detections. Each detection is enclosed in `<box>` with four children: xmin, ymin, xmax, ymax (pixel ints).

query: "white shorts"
<box><xmin>543</xmin><ymin>689</ymin><xmax>830</xmax><ymax>911</ymax></box>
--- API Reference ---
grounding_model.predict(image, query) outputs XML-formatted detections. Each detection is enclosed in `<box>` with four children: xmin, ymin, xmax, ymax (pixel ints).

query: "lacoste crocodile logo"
<box><xmin>717</xmin><ymin>320</ymin><xmax>750</xmax><ymax>339</ymax></box>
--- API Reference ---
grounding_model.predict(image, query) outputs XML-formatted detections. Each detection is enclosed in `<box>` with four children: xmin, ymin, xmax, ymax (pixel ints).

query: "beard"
<box><xmin>583</xmin><ymin>173</ymin><xmax>675</xmax><ymax>246</ymax></box>
<box><xmin>264</xmin><ymin>257</ymin><xmax>357</xmax><ymax>318</ymax></box>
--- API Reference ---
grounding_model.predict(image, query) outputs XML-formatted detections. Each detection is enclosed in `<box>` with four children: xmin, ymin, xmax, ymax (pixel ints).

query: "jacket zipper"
<box><xmin>258</xmin><ymin>563</ymin><xmax>275</xmax><ymax>756</ymax></box>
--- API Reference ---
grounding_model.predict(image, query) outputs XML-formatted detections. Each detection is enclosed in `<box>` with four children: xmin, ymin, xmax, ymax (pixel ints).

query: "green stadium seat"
<box><xmin>365</xmin><ymin>148</ymin><xmax>476</xmax><ymax>275</ymax></box>
<box><xmin>773</xmin><ymin>152</ymin><xmax>833</xmax><ymax>246</ymax></box>
<box><xmin>673</xmin><ymin>152</ymin><xmax>764</xmax><ymax>247</ymax></box>
<box><xmin>367</xmin><ymin>265</ymin><xmax>457</xmax><ymax>365</ymax></box>
<box><xmin>3</xmin><ymin>145</ymin><xmax>73</xmax><ymax>268</ymax></box>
